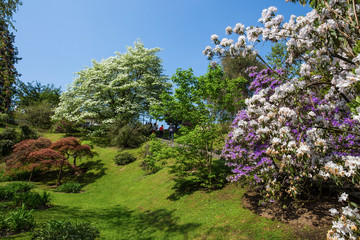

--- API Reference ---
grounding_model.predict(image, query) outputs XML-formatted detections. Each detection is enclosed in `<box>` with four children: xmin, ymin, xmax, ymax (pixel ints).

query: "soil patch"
<box><xmin>242</xmin><ymin>190</ymin><xmax>346</xmax><ymax>239</ymax></box>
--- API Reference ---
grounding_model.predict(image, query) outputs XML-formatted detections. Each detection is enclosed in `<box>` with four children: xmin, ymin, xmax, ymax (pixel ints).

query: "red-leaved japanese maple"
<box><xmin>5</xmin><ymin>137</ymin><xmax>51</xmax><ymax>175</ymax></box>
<box><xmin>51</xmin><ymin>137</ymin><xmax>96</xmax><ymax>168</ymax></box>
<box><xmin>29</xmin><ymin>148</ymin><xmax>69</xmax><ymax>185</ymax></box>
<box><xmin>5</xmin><ymin>137</ymin><xmax>70</xmax><ymax>183</ymax></box>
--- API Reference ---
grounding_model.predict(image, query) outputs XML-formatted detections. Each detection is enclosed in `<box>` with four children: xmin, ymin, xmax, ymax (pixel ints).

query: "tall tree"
<box><xmin>221</xmin><ymin>54</ymin><xmax>264</xmax><ymax>81</ymax></box>
<box><xmin>0</xmin><ymin>0</ymin><xmax>22</xmax><ymax>113</ymax></box>
<box><xmin>53</xmin><ymin>40</ymin><xmax>170</xmax><ymax>124</ymax></box>
<box><xmin>14</xmin><ymin>80</ymin><xmax>61</xmax><ymax>108</ymax></box>
<box><xmin>151</xmin><ymin>68</ymin><xmax>206</xmax><ymax>128</ymax></box>
<box><xmin>265</xmin><ymin>41</ymin><xmax>301</xmax><ymax>79</ymax></box>
<box><xmin>14</xmin><ymin>81</ymin><xmax>62</xmax><ymax>128</ymax></box>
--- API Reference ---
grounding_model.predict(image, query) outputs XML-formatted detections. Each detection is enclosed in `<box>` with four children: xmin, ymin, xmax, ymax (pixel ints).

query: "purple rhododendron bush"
<box><xmin>204</xmin><ymin>0</ymin><xmax>360</xmax><ymax>239</ymax></box>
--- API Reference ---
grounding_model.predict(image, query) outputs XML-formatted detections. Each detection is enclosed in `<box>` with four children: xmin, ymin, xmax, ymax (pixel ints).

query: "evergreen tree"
<box><xmin>0</xmin><ymin>0</ymin><xmax>22</xmax><ymax>113</ymax></box>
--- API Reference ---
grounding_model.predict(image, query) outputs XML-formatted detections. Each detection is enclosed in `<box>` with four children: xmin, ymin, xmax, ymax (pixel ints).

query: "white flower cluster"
<box><xmin>327</xmin><ymin>193</ymin><xmax>360</xmax><ymax>240</ymax></box>
<box><xmin>204</xmin><ymin>2</ymin><xmax>360</xmax><ymax>94</ymax></box>
<box><xmin>320</xmin><ymin>156</ymin><xmax>360</xmax><ymax>179</ymax></box>
<box><xmin>216</xmin><ymin>2</ymin><xmax>360</xmax><ymax>237</ymax></box>
<box><xmin>53</xmin><ymin>40</ymin><xmax>170</xmax><ymax>124</ymax></box>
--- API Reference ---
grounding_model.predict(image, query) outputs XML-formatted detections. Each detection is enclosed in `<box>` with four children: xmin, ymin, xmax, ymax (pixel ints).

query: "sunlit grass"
<box><xmin>0</xmin><ymin>131</ymin><xmax>307</xmax><ymax>239</ymax></box>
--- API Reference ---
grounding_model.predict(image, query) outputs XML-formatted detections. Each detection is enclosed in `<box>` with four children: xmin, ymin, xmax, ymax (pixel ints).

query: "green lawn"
<box><xmin>1</xmin><ymin>131</ymin><xmax>312</xmax><ymax>239</ymax></box>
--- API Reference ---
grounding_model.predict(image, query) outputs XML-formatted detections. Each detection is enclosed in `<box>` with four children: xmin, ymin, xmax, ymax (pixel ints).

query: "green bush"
<box><xmin>55</xmin><ymin>182</ymin><xmax>82</xmax><ymax>193</ymax></box>
<box><xmin>0</xmin><ymin>113</ymin><xmax>10</xmax><ymax>127</ymax></box>
<box><xmin>15</xmin><ymin>101</ymin><xmax>54</xmax><ymax>129</ymax></box>
<box><xmin>32</xmin><ymin>220</ymin><xmax>100</xmax><ymax>240</ymax></box>
<box><xmin>170</xmin><ymin>125</ymin><xmax>230</xmax><ymax>190</ymax></box>
<box><xmin>4</xmin><ymin>204</ymin><xmax>35</xmax><ymax>233</ymax></box>
<box><xmin>0</xmin><ymin>128</ymin><xmax>18</xmax><ymax>157</ymax></box>
<box><xmin>141</xmin><ymin>136</ymin><xmax>172</xmax><ymax>174</ymax></box>
<box><xmin>12</xmin><ymin>191</ymin><xmax>51</xmax><ymax>209</ymax></box>
<box><xmin>19</xmin><ymin>124</ymin><xmax>38</xmax><ymax>141</ymax></box>
<box><xmin>114</xmin><ymin>152</ymin><xmax>136</xmax><ymax>165</ymax></box>
<box><xmin>54</xmin><ymin>118</ymin><xmax>81</xmax><ymax>137</ymax></box>
<box><xmin>0</xmin><ymin>182</ymin><xmax>35</xmax><ymax>201</ymax></box>
<box><xmin>0</xmin><ymin>139</ymin><xmax>15</xmax><ymax>157</ymax></box>
<box><xmin>109</xmin><ymin>120</ymin><xmax>148</xmax><ymax>148</ymax></box>
<box><xmin>0</xmin><ymin>128</ymin><xmax>17</xmax><ymax>141</ymax></box>
<box><xmin>0</xmin><ymin>214</ymin><xmax>6</xmax><ymax>233</ymax></box>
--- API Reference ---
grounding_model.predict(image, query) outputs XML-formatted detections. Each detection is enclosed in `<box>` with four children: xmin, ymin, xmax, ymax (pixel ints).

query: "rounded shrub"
<box><xmin>0</xmin><ymin>182</ymin><xmax>35</xmax><ymax>201</ymax></box>
<box><xmin>12</xmin><ymin>191</ymin><xmax>51</xmax><ymax>209</ymax></box>
<box><xmin>55</xmin><ymin>182</ymin><xmax>82</xmax><ymax>193</ymax></box>
<box><xmin>32</xmin><ymin>220</ymin><xmax>100</xmax><ymax>240</ymax></box>
<box><xmin>114</xmin><ymin>152</ymin><xmax>136</xmax><ymax>165</ymax></box>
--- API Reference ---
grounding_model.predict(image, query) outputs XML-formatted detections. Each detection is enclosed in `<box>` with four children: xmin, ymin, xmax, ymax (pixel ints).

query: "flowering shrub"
<box><xmin>327</xmin><ymin>193</ymin><xmax>360</xmax><ymax>240</ymax></box>
<box><xmin>222</xmin><ymin>67</ymin><xmax>360</xmax><ymax>202</ymax></box>
<box><xmin>204</xmin><ymin>0</ymin><xmax>360</xmax><ymax>238</ymax></box>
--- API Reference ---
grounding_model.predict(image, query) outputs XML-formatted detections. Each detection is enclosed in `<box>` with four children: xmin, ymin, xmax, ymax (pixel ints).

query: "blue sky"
<box><xmin>14</xmin><ymin>0</ymin><xmax>311</xmax><ymax>91</ymax></box>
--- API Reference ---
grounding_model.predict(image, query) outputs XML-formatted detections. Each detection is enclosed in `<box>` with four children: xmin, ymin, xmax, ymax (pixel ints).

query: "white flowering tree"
<box><xmin>204</xmin><ymin>0</ymin><xmax>360</xmax><ymax>238</ymax></box>
<box><xmin>53</xmin><ymin>40</ymin><xmax>169</xmax><ymax>124</ymax></box>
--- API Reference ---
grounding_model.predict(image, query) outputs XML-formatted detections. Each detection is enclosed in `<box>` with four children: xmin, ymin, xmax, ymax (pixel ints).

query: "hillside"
<box><xmin>0</xmin><ymin>131</ymin><xmax>328</xmax><ymax>239</ymax></box>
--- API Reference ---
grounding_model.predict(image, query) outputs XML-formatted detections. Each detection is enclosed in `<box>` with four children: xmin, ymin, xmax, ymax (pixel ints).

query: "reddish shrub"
<box><xmin>51</xmin><ymin>137</ymin><xmax>96</xmax><ymax>167</ymax></box>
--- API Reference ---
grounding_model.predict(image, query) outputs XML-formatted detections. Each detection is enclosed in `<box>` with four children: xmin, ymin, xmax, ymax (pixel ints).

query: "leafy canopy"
<box><xmin>53</xmin><ymin>40</ymin><xmax>169</xmax><ymax>124</ymax></box>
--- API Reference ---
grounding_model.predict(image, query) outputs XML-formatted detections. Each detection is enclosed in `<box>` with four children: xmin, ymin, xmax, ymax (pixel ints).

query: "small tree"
<box><xmin>5</xmin><ymin>137</ymin><xmax>73</xmax><ymax>184</ymax></box>
<box><xmin>29</xmin><ymin>148</ymin><xmax>67</xmax><ymax>185</ymax></box>
<box><xmin>170</xmin><ymin>124</ymin><xmax>229</xmax><ymax>190</ymax></box>
<box><xmin>51</xmin><ymin>137</ymin><xmax>96</xmax><ymax>168</ymax></box>
<box><xmin>5</xmin><ymin>137</ymin><xmax>52</xmax><ymax>180</ymax></box>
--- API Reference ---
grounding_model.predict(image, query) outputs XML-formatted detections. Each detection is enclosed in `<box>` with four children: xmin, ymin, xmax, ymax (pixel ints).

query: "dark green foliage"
<box><xmin>0</xmin><ymin>124</ymin><xmax>38</xmax><ymax>157</ymax></box>
<box><xmin>0</xmin><ymin>0</ymin><xmax>22</xmax><ymax>113</ymax></box>
<box><xmin>0</xmin><ymin>19</ymin><xmax>21</xmax><ymax>113</ymax></box>
<box><xmin>0</xmin><ymin>139</ymin><xmax>15</xmax><ymax>157</ymax></box>
<box><xmin>3</xmin><ymin>204</ymin><xmax>35</xmax><ymax>233</ymax></box>
<box><xmin>19</xmin><ymin>124</ymin><xmax>38</xmax><ymax>141</ymax></box>
<box><xmin>0</xmin><ymin>128</ymin><xmax>17</xmax><ymax>156</ymax></box>
<box><xmin>0</xmin><ymin>214</ymin><xmax>6</xmax><ymax>233</ymax></box>
<box><xmin>14</xmin><ymin>81</ymin><xmax>61</xmax><ymax>129</ymax></box>
<box><xmin>54</xmin><ymin>118</ymin><xmax>80</xmax><ymax>136</ymax></box>
<box><xmin>14</xmin><ymin>80</ymin><xmax>61</xmax><ymax>108</ymax></box>
<box><xmin>0</xmin><ymin>127</ymin><xmax>17</xmax><ymax>141</ymax></box>
<box><xmin>85</xmin><ymin>125</ymin><xmax>111</xmax><ymax>146</ymax></box>
<box><xmin>170</xmin><ymin>125</ymin><xmax>230</xmax><ymax>190</ymax></box>
<box><xmin>0</xmin><ymin>182</ymin><xmax>50</xmax><ymax>209</ymax></box>
<box><xmin>109</xmin><ymin>120</ymin><xmax>148</xmax><ymax>148</ymax></box>
<box><xmin>0</xmin><ymin>113</ymin><xmax>10</xmax><ymax>126</ymax></box>
<box><xmin>16</xmin><ymin>101</ymin><xmax>55</xmax><ymax>129</ymax></box>
<box><xmin>114</xmin><ymin>152</ymin><xmax>136</xmax><ymax>166</ymax></box>
<box><xmin>0</xmin><ymin>0</ymin><xmax>23</xmax><ymax>30</ymax></box>
<box><xmin>31</xmin><ymin>220</ymin><xmax>100</xmax><ymax>240</ymax></box>
<box><xmin>12</xmin><ymin>191</ymin><xmax>51</xmax><ymax>209</ymax></box>
<box><xmin>55</xmin><ymin>182</ymin><xmax>82</xmax><ymax>193</ymax></box>
<box><xmin>0</xmin><ymin>181</ymin><xmax>35</xmax><ymax>200</ymax></box>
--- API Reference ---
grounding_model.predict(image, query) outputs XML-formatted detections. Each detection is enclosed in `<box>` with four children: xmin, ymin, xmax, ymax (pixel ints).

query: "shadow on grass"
<box><xmin>32</xmin><ymin>159</ymin><xmax>107</xmax><ymax>187</ymax></box>
<box><xmin>167</xmin><ymin>158</ymin><xmax>231</xmax><ymax>201</ymax></box>
<box><xmin>167</xmin><ymin>178</ymin><xmax>201</xmax><ymax>201</ymax></box>
<box><xmin>74</xmin><ymin>159</ymin><xmax>107</xmax><ymax>186</ymax></box>
<box><xmin>45</xmin><ymin>205</ymin><xmax>201</xmax><ymax>239</ymax></box>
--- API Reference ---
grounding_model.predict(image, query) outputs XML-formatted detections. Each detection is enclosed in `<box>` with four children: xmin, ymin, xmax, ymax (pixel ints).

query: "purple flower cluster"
<box><xmin>222</xmin><ymin>68</ymin><xmax>360</xmax><ymax>202</ymax></box>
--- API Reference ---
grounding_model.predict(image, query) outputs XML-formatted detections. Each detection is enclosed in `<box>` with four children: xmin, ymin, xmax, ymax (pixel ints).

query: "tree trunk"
<box><xmin>29</xmin><ymin>167</ymin><xmax>35</xmax><ymax>182</ymax></box>
<box><xmin>57</xmin><ymin>161</ymin><xmax>64</xmax><ymax>186</ymax></box>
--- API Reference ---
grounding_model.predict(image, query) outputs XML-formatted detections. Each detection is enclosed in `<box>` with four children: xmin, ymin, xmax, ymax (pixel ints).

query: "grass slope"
<box><xmin>1</xmin><ymin>131</ymin><xmax>310</xmax><ymax>239</ymax></box>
